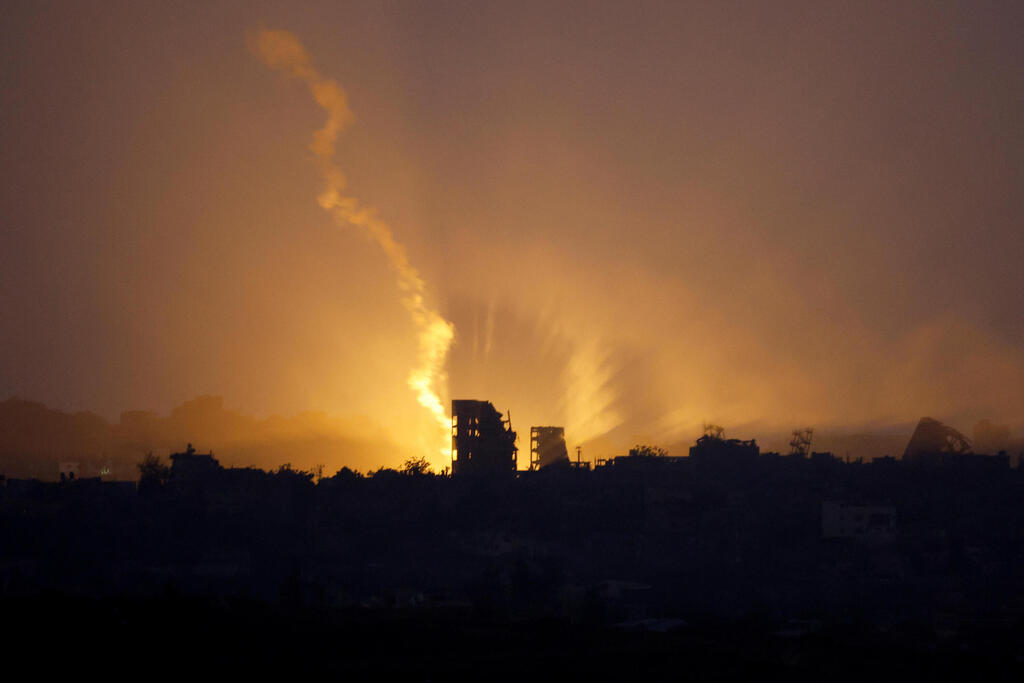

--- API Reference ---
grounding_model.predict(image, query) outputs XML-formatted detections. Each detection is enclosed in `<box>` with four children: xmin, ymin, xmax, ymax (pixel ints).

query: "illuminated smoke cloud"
<box><xmin>252</xmin><ymin>29</ymin><xmax>454</xmax><ymax>464</ymax></box>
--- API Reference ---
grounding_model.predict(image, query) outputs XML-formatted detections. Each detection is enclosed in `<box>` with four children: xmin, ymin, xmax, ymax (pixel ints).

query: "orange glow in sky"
<box><xmin>253</xmin><ymin>29</ymin><xmax>454</xmax><ymax>467</ymax></box>
<box><xmin>1</xmin><ymin>3</ymin><xmax>1023</xmax><ymax>472</ymax></box>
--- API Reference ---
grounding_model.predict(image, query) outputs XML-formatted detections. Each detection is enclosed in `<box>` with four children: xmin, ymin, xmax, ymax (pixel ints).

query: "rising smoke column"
<box><xmin>252</xmin><ymin>29</ymin><xmax>454</xmax><ymax>462</ymax></box>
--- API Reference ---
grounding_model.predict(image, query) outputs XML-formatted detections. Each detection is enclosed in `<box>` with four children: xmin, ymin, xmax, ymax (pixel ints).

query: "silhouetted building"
<box><xmin>688</xmin><ymin>434</ymin><xmax>759</xmax><ymax>462</ymax></box>
<box><xmin>451</xmin><ymin>400</ymin><xmax>517</xmax><ymax>476</ymax></box>
<box><xmin>902</xmin><ymin>417</ymin><xmax>971</xmax><ymax>463</ymax></box>
<box><xmin>530</xmin><ymin>426</ymin><xmax>569</xmax><ymax>469</ymax></box>
<box><xmin>169</xmin><ymin>443</ymin><xmax>221</xmax><ymax>481</ymax></box>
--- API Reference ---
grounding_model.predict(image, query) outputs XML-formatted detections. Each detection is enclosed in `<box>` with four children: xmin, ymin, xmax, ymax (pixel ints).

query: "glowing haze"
<box><xmin>253</xmin><ymin>29</ymin><xmax>454</xmax><ymax>464</ymax></box>
<box><xmin>1</xmin><ymin>2</ymin><xmax>1023</xmax><ymax>471</ymax></box>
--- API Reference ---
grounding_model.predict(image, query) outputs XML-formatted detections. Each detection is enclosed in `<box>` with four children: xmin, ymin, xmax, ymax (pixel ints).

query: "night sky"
<box><xmin>2</xmin><ymin>1</ymin><xmax>1022</xmax><ymax>468</ymax></box>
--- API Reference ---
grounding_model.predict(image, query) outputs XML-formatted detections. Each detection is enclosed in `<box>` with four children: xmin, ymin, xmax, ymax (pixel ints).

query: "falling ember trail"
<box><xmin>252</xmin><ymin>29</ymin><xmax>454</xmax><ymax>462</ymax></box>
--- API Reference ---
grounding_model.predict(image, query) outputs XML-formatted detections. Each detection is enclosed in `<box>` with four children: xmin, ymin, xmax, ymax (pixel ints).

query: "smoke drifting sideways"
<box><xmin>251</xmin><ymin>29</ymin><xmax>454</xmax><ymax>466</ymax></box>
<box><xmin>441</xmin><ymin>241</ymin><xmax>1024</xmax><ymax>460</ymax></box>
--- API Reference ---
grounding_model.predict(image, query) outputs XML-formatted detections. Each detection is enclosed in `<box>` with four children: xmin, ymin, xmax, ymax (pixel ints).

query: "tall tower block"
<box><xmin>451</xmin><ymin>400</ymin><xmax>517</xmax><ymax>476</ymax></box>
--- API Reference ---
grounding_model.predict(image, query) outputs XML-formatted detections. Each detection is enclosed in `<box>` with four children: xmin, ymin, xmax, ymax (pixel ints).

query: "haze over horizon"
<box><xmin>3</xmin><ymin>2</ymin><xmax>1023</xmax><ymax>468</ymax></box>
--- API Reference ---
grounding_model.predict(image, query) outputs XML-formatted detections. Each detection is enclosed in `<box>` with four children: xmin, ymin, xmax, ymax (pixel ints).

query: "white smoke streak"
<box><xmin>252</xmin><ymin>29</ymin><xmax>454</xmax><ymax>462</ymax></box>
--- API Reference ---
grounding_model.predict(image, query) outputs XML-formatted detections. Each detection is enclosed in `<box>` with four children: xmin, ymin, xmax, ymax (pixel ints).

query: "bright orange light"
<box><xmin>254</xmin><ymin>29</ymin><xmax>454</xmax><ymax>467</ymax></box>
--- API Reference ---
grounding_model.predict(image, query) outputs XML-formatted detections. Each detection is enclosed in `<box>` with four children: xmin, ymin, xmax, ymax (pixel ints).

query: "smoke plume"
<box><xmin>252</xmin><ymin>29</ymin><xmax>454</xmax><ymax>464</ymax></box>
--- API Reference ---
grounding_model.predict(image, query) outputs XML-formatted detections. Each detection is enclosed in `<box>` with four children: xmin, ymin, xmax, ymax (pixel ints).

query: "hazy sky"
<box><xmin>2</xmin><ymin>1</ymin><xmax>1022</xmax><ymax>463</ymax></box>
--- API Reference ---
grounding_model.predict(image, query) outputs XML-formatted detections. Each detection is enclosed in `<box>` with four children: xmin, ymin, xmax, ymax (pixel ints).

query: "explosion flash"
<box><xmin>252</xmin><ymin>29</ymin><xmax>454</xmax><ymax>463</ymax></box>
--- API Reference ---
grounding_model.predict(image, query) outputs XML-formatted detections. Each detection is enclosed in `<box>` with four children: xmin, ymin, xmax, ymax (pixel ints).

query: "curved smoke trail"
<box><xmin>252</xmin><ymin>29</ymin><xmax>454</xmax><ymax>462</ymax></box>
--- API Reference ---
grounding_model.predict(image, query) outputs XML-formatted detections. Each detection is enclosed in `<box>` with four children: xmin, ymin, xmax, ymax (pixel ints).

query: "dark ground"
<box><xmin>7</xmin><ymin>593</ymin><xmax>1024</xmax><ymax>681</ymax></box>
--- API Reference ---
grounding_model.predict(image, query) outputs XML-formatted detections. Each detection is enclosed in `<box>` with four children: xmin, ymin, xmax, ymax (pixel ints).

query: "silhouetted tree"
<box><xmin>331</xmin><ymin>466</ymin><xmax>363</xmax><ymax>482</ymax></box>
<box><xmin>401</xmin><ymin>456</ymin><xmax>433</xmax><ymax>476</ymax></box>
<box><xmin>274</xmin><ymin>462</ymin><xmax>314</xmax><ymax>484</ymax></box>
<box><xmin>629</xmin><ymin>444</ymin><xmax>667</xmax><ymax>458</ymax></box>
<box><xmin>137</xmin><ymin>452</ymin><xmax>170</xmax><ymax>493</ymax></box>
<box><xmin>369</xmin><ymin>467</ymin><xmax>401</xmax><ymax>481</ymax></box>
